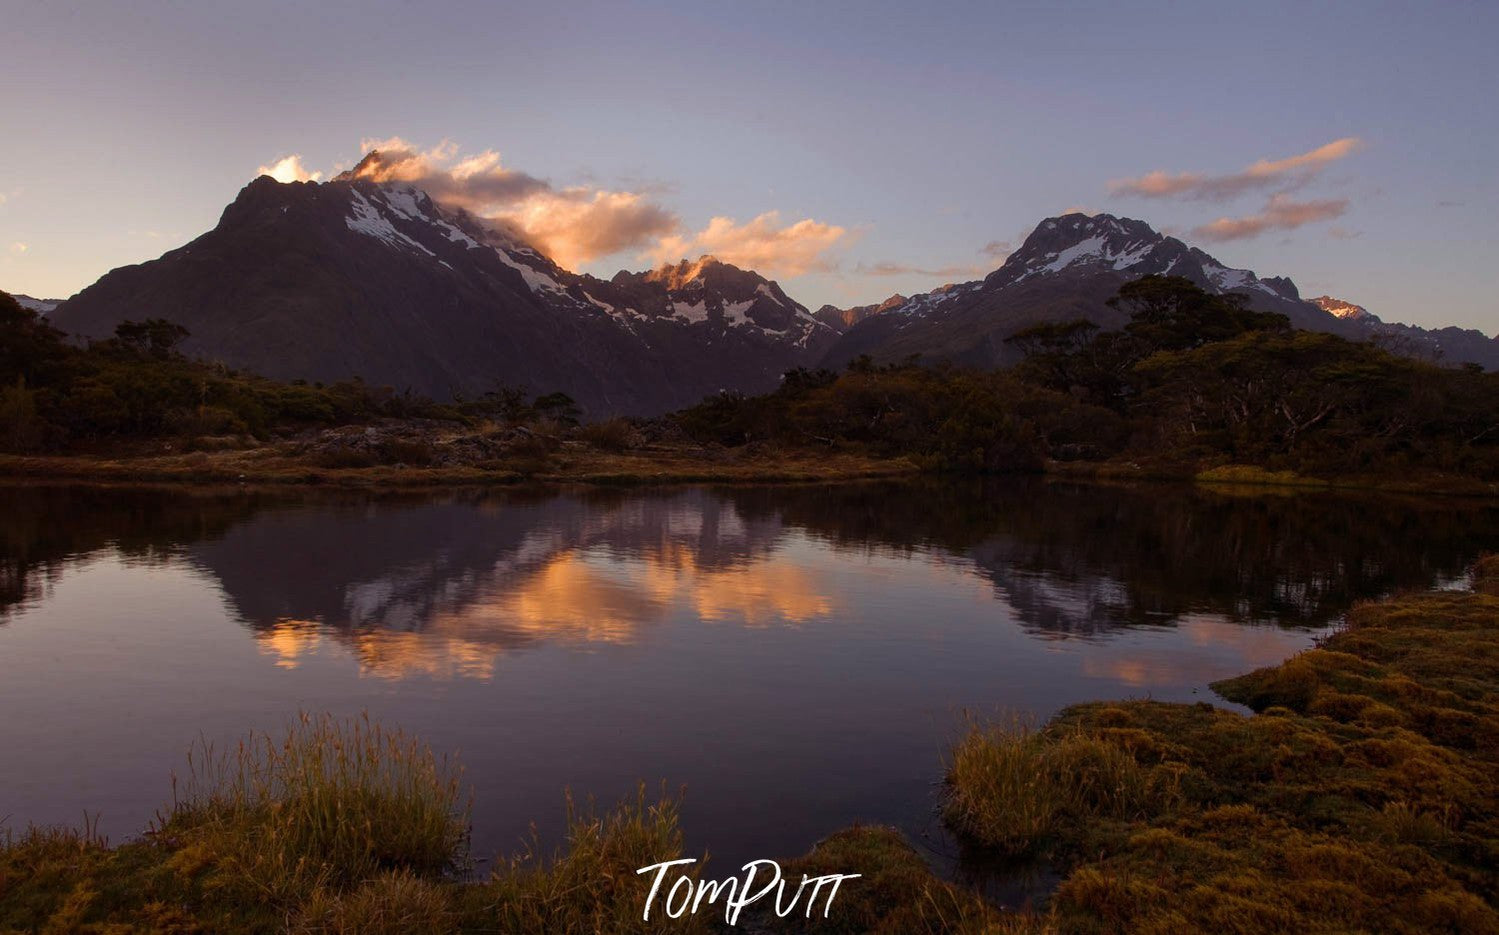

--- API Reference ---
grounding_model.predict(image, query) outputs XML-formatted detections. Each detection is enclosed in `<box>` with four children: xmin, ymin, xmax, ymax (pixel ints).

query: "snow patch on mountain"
<box><xmin>11</xmin><ymin>294</ymin><xmax>60</xmax><ymax>315</ymax></box>
<box><xmin>1312</xmin><ymin>295</ymin><xmax>1373</xmax><ymax>320</ymax></box>
<box><xmin>345</xmin><ymin>188</ymin><xmax>435</xmax><ymax>256</ymax></box>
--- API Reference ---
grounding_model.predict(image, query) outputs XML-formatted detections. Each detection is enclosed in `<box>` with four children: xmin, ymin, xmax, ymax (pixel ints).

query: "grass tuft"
<box><xmin>164</xmin><ymin>711</ymin><xmax>469</xmax><ymax>903</ymax></box>
<box><xmin>942</xmin><ymin>715</ymin><xmax>1183</xmax><ymax>855</ymax></box>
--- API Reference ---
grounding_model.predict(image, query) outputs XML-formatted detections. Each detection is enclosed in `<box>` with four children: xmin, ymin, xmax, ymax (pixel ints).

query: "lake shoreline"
<box><xmin>4</xmin><ymin>445</ymin><xmax>1497</xmax><ymax>499</ymax></box>
<box><xmin>0</xmin><ymin>445</ymin><xmax>923</xmax><ymax>489</ymax></box>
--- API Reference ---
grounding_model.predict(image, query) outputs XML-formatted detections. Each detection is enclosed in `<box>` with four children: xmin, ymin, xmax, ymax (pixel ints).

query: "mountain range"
<box><xmin>34</xmin><ymin>168</ymin><xmax>1499</xmax><ymax>416</ymax></box>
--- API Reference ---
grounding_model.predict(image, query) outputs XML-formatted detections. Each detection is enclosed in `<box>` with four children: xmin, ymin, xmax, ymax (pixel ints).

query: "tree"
<box><xmin>113</xmin><ymin>318</ymin><xmax>190</xmax><ymax>358</ymax></box>
<box><xmin>0</xmin><ymin>291</ymin><xmax>70</xmax><ymax>386</ymax></box>
<box><xmin>532</xmin><ymin>391</ymin><xmax>581</xmax><ymax>426</ymax></box>
<box><xmin>1109</xmin><ymin>275</ymin><xmax>1289</xmax><ymax>353</ymax></box>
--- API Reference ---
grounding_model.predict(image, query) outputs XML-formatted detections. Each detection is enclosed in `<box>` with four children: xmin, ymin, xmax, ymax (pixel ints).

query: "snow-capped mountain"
<box><xmin>820</xmin><ymin>213</ymin><xmax>1365</xmax><ymax>370</ymax></box>
<box><xmin>10</xmin><ymin>294</ymin><xmax>61</xmax><ymax>315</ymax></box>
<box><xmin>583</xmin><ymin>255</ymin><xmax>832</xmax><ymax>352</ymax></box>
<box><xmin>50</xmin><ymin>169</ymin><xmax>836</xmax><ymax>415</ymax></box>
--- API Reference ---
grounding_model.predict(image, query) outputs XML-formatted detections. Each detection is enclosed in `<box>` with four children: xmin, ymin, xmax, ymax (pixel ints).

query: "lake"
<box><xmin>1</xmin><ymin>479</ymin><xmax>1494</xmax><ymax>878</ymax></box>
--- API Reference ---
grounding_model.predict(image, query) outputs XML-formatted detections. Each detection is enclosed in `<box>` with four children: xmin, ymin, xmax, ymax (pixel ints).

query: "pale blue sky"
<box><xmin>1</xmin><ymin>0</ymin><xmax>1494</xmax><ymax>331</ymax></box>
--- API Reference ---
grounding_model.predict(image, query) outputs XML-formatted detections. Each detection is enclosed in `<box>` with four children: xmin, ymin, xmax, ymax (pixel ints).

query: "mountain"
<box><xmin>10</xmin><ymin>294</ymin><xmax>61</xmax><ymax>315</ymax></box>
<box><xmin>819</xmin><ymin>213</ymin><xmax>1372</xmax><ymax>371</ymax></box>
<box><xmin>1311</xmin><ymin>295</ymin><xmax>1372</xmax><ymax>321</ymax></box>
<box><xmin>49</xmin><ymin>171</ymin><xmax>835</xmax><ymax>416</ymax></box>
<box><xmin>1312</xmin><ymin>295</ymin><xmax>1499</xmax><ymax>369</ymax></box>
<box><xmin>814</xmin><ymin>294</ymin><xmax>907</xmax><ymax>332</ymax></box>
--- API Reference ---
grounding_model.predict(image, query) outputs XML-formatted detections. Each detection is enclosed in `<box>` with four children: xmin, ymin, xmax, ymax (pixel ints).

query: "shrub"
<box><xmin>579</xmin><ymin>417</ymin><xmax>641</xmax><ymax>452</ymax></box>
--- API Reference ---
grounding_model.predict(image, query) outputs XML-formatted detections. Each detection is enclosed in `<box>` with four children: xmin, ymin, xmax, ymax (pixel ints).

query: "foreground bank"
<box><xmin>2</xmin><ymin>560</ymin><xmax>1496</xmax><ymax>933</ymax></box>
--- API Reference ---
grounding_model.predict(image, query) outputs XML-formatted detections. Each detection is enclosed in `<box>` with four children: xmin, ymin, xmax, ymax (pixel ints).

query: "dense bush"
<box><xmin>677</xmin><ymin>276</ymin><xmax>1499</xmax><ymax>479</ymax></box>
<box><xmin>678</xmin><ymin>364</ymin><xmax>1126</xmax><ymax>472</ymax></box>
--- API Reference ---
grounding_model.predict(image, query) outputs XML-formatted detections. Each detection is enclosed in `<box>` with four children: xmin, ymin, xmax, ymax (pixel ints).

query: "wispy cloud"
<box><xmin>854</xmin><ymin>260</ymin><xmax>987</xmax><ymax>279</ymax></box>
<box><xmin>650</xmin><ymin>212</ymin><xmax>850</xmax><ymax>277</ymax></box>
<box><xmin>981</xmin><ymin>240</ymin><xmax>1012</xmax><ymax>260</ymax></box>
<box><xmin>1110</xmin><ymin>138</ymin><xmax>1363</xmax><ymax>202</ymax></box>
<box><xmin>1191</xmin><ymin>193</ymin><xmax>1348</xmax><ymax>242</ymax></box>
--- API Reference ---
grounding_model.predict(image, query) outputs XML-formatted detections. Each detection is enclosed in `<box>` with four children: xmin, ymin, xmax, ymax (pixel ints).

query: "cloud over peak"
<box><xmin>649</xmin><ymin>212</ymin><xmax>850</xmax><ymax>278</ymax></box>
<box><xmin>257</xmin><ymin>138</ymin><xmax>848</xmax><ymax>276</ymax></box>
<box><xmin>257</xmin><ymin>154</ymin><xmax>322</xmax><ymax>184</ymax></box>
<box><xmin>1110</xmin><ymin>137</ymin><xmax>1362</xmax><ymax>202</ymax></box>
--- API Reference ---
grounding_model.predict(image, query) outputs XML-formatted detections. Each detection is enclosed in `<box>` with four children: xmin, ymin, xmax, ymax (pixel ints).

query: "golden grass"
<box><xmin>0</xmin><ymin>717</ymin><xmax>708</xmax><ymax>934</ymax></box>
<box><xmin>943</xmin><ymin>715</ymin><xmax>1184</xmax><ymax>856</ymax></box>
<box><xmin>165</xmin><ymin>712</ymin><xmax>470</xmax><ymax>900</ymax></box>
<box><xmin>470</xmin><ymin>785</ymin><xmax>711</xmax><ymax>934</ymax></box>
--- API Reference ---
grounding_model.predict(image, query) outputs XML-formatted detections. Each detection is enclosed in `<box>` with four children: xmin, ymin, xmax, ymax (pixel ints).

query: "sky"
<box><xmin>1</xmin><ymin>0</ymin><xmax>1495</xmax><ymax>332</ymax></box>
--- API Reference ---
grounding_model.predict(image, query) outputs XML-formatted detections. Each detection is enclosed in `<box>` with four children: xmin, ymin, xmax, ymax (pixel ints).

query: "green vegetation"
<box><xmin>678</xmin><ymin>276</ymin><xmax>1499</xmax><ymax>485</ymax></box>
<box><xmin>940</xmin><ymin>563</ymin><xmax>1499</xmax><ymax>932</ymax></box>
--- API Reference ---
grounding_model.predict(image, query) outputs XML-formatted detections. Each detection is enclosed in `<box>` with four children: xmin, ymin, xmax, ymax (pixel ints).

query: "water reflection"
<box><xmin>5</xmin><ymin>482</ymin><xmax>1498</xmax><ymax>673</ymax></box>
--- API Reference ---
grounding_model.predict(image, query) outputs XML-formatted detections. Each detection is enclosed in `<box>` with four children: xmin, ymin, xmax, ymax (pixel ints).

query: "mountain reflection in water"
<box><xmin>2</xmin><ymin>479</ymin><xmax>1496</xmax><ymax>867</ymax></box>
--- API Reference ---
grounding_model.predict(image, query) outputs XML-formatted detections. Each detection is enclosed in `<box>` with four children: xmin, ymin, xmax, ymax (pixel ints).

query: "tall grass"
<box><xmin>943</xmin><ymin>715</ymin><xmax>1183</xmax><ymax>855</ymax></box>
<box><xmin>166</xmin><ymin>712</ymin><xmax>469</xmax><ymax>901</ymax></box>
<box><xmin>475</xmin><ymin>784</ymin><xmax>712</xmax><ymax>934</ymax></box>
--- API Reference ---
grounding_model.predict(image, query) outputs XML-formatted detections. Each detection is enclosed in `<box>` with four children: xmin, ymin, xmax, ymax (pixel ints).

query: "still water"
<box><xmin>1</xmin><ymin>480</ymin><xmax>1494</xmax><ymax>870</ymax></box>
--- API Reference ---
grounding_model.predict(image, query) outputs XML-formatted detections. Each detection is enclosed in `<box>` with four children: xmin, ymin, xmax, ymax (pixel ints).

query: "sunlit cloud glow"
<box><xmin>256</xmin><ymin>154</ymin><xmax>323</xmax><ymax>183</ymax></box>
<box><xmin>1110</xmin><ymin>138</ymin><xmax>1363</xmax><ymax>202</ymax></box>
<box><xmin>1191</xmin><ymin>193</ymin><xmax>1349</xmax><ymax>242</ymax></box>
<box><xmin>650</xmin><ymin>212</ymin><xmax>849</xmax><ymax>277</ymax></box>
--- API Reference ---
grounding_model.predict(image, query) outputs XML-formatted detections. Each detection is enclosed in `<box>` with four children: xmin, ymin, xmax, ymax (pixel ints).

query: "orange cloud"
<box><xmin>260</xmin><ymin>138</ymin><xmax>853</xmax><ymax>274</ymax></box>
<box><xmin>498</xmin><ymin>188</ymin><xmax>679</xmax><ymax>270</ymax></box>
<box><xmin>650</xmin><ymin>211</ymin><xmax>849</xmax><ymax>277</ymax></box>
<box><xmin>272</xmin><ymin>138</ymin><xmax>676</xmax><ymax>268</ymax></box>
<box><xmin>1191</xmin><ymin>193</ymin><xmax>1349</xmax><ymax>242</ymax></box>
<box><xmin>1110</xmin><ymin>138</ymin><xmax>1363</xmax><ymax>202</ymax></box>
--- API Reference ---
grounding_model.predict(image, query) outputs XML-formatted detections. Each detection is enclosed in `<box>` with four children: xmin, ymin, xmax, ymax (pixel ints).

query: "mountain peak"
<box><xmin>642</xmin><ymin>255</ymin><xmax>731</xmax><ymax>290</ymax></box>
<box><xmin>332</xmin><ymin>150</ymin><xmax>386</xmax><ymax>182</ymax></box>
<box><xmin>1312</xmin><ymin>295</ymin><xmax>1374</xmax><ymax>321</ymax></box>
